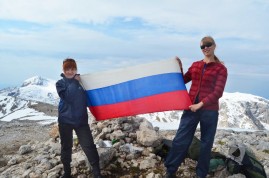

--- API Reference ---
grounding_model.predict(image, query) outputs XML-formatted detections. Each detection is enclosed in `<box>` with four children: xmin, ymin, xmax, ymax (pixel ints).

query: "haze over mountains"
<box><xmin>0</xmin><ymin>76</ymin><xmax>269</xmax><ymax>130</ymax></box>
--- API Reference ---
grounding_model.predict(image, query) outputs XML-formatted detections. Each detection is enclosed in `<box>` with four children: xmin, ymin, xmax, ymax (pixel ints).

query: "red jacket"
<box><xmin>184</xmin><ymin>60</ymin><xmax>228</xmax><ymax>110</ymax></box>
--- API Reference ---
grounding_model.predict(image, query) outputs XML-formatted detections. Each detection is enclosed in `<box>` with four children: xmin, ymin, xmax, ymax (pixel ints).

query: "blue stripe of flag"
<box><xmin>86</xmin><ymin>73</ymin><xmax>186</xmax><ymax>106</ymax></box>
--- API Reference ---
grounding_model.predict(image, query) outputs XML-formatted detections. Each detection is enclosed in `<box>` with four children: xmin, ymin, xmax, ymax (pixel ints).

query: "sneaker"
<box><xmin>165</xmin><ymin>172</ymin><xmax>177</xmax><ymax>178</ymax></box>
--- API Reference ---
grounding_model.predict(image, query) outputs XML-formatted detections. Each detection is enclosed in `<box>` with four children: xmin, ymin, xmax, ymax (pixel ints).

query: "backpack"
<box><xmin>187</xmin><ymin>136</ymin><xmax>200</xmax><ymax>161</ymax></box>
<box><xmin>153</xmin><ymin>138</ymin><xmax>172</xmax><ymax>161</ymax></box>
<box><xmin>187</xmin><ymin>136</ymin><xmax>226</xmax><ymax>160</ymax></box>
<box><xmin>186</xmin><ymin>136</ymin><xmax>227</xmax><ymax>173</ymax></box>
<box><xmin>226</xmin><ymin>158</ymin><xmax>242</xmax><ymax>175</ymax></box>
<box><xmin>154</xmin><ymin>136</ymin><xmax>227</xmax><ymax>173</ymax></box>
<box><xmin>226</xmin><ymin>145</ymin><xmax>267</xmax><ymax>178</ymax></box>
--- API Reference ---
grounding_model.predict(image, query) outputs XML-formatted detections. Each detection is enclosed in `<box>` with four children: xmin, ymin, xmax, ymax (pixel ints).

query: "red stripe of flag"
<box><xmin>89</xmin><ymin>90</ymin><xmax>191</xmax><ymax>121</ymax></box>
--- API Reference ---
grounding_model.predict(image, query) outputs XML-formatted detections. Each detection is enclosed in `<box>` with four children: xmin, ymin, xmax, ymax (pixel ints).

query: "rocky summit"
<box><xmin>0</xmin><ymin>117</ymin><xmax>268</xmax><ymax>178</ymax></box>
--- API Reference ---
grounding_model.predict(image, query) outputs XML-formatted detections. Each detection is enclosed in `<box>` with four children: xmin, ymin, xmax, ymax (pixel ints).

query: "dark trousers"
<box><xmin>58</xmin><ymin>123</ymin><xmax>100</xmax><ymax>176</ymax></box>
<box><xmin>165</xmin><ymin>110</ymin><xmax>218</xmax><ymax>178</ymax></box>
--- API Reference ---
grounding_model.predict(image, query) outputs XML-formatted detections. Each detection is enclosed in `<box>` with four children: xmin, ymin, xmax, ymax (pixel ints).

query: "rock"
<box><xmin>22</xmin><ymin>169</ymin><xmax>32</xmax><ymax>177</ymax></box>
<box><xmin>98</xmin><ymin>147</ymin><xmax>116</xmax><ymax>169</ymax></box>
<box><xmin>29</xmin><ymin>172</ymin><xmax>42</xmax><ymax>178</ymax></box>
<box><xmin>0</xmin><ymin>156</ymin><xmax>7</xmax><ymax>167</ymax></box>
<box><xmin>139</xmin><ymin>120</ymin><xmax>154</xmax><ymax>130</ymax></box>
<box><xmin>18</xmin><ymin>145</ymin><xmax>32</xmax><ymax>155</ymax></box>
<box><xmin>139</xmin><ymin>157</ymin><xmax>157</xmax><ymax>170</ymax></box>
<box><xmin>119</xmin><ymin>143</ymin><xmax>143</xmax><ymax>154</ymax></box>
<box><xmin>257</xmin><ymin>141</ymin><xmax>269</xmax><ymax>151</ymax></box>
<box><xmin>7</xmin><ymin>157</ymin><xmax>17</xmax><ymax>166</ymax></box>
<box><xmin>77</xmin><ymin>174</ymin><xmax>87</xmax><ymax>178</ymax></box>
<box><xmin>110</xmin><ymin>130</ymin><xmax>125</xmax><ymax>140</ymax></box>
<box><xmin>136</xmin><ymin>129</ymin><xmax>161</xmax><ymax>147</ymax></box>
<box><xmin>146</xmin><ymin>172</ymin><xmax>155</xmax><ymax>178</ymax></box>
<box><xmin>227</xmin><ymin>173</ymin><xmax>246</xmax><ymax>178</ymax></box>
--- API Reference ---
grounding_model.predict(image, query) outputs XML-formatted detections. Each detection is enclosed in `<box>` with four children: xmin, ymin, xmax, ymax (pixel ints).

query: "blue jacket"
<box><xmin>56</xmin><ymin>73</ymin><xmax>88</xmax><ymax>126</ymax></box>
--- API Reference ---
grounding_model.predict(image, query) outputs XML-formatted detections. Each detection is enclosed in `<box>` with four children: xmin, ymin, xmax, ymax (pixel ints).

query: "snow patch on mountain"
<box><xmin>0</xmin><ymin>95</ymin><xmax>28</xmax><ymax>118</ymax></box>
<box><xmin>1</xmin><ymin>107</ymin><xmax>56</xmax><ymax>124</ymax></box>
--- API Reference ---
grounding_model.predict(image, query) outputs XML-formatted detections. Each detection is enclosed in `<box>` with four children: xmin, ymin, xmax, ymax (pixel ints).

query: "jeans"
<box><xmin>164</xmin><ymin>110</ymin><xmax>218</xmax><ymax>178</ymax></box>
<box><xmin>58</xmin><ymin>123</ymin><xmax>100</xmax><ymax>176</ymax></box>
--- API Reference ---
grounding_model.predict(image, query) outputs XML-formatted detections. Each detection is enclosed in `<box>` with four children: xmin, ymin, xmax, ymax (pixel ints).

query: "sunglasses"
<box><xmin>200</xmin><ymin>42</ymin><xmax>213</xmax><ymax>49</ymax></box>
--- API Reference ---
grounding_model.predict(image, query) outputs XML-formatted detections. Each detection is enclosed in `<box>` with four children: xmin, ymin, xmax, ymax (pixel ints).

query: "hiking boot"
<box><xmin>62</xmin><ymin>164</ymin><xmax>71</xmax><ymax>178</ymax></box>
<box><xmin>60</xmin><ymin>173</ymin><xmax>73</xmax><ymax>178</ymax></box>
<box><xmin>165</xmin><ymin>172</ymin><xmax>177</xmax><ymax>178</ymax></box>
<box><xmin>94</xmin><ymin>176</ymin><xmax>103</xmax><ymax>178</ymax></box>
<box><xmin>92</xmin><ymin>165</ymin><xmax>102</xmax><ymax>178</ymax></box>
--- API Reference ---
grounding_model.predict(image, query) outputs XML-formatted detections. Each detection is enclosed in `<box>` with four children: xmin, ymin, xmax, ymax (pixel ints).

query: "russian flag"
<box><xmin>80</xmin><ymin>58</ymin><xmax>191</xmax><ymax>121</ymax></box>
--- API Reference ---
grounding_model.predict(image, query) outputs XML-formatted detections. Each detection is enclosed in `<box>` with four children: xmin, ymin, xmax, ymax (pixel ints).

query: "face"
<box><xmin>63</xmin><ymin>68</ymin><xmax>77</xmax><ymax>79</ymax></box>
<box><xmin>200</xmin><ymin>41</ymin><xmax>215</xmax><ymax>57</ymax></box>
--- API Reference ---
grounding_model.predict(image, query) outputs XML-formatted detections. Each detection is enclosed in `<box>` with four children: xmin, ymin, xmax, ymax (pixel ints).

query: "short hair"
<box><xmin>63</xmin><ymin>58</ymin><xmax>77</xmax><ymax>71</ymax></box>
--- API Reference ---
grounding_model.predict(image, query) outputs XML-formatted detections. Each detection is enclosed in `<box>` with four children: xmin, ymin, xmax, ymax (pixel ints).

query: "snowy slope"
<box><xmin>0</xmin><ymin>95</ymin><xmax>28</xmax><ymax>118</ymax></box>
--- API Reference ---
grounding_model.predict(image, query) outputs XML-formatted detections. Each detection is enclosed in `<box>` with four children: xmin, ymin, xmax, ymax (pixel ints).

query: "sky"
<box><xmin>1</xmin><ymin>0</ymin><xmax>269</xmax><ymax>99</ymax></box>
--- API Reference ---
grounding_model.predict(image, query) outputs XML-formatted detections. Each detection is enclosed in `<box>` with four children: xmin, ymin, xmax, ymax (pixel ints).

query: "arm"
<box><xmin>175</xmin><ymin>56</ymin><xmax>183</xmax><ymax>73</ymax></box>
<box><xmin>56</xmin><ymin>79</ymin><xmax>77</xmax><ymax>103</ymax></box>
<box><xmin>175</xmin><ymin>56</ymin><xmax>192</xmax><ymax>84</ymax></box>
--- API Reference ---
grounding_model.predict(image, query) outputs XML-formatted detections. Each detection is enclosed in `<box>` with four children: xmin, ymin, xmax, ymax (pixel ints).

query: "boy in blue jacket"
<box><xmin>56</xmin><ymin>58</ymin><xmax>102</xmax><ymax>178</ymax></box>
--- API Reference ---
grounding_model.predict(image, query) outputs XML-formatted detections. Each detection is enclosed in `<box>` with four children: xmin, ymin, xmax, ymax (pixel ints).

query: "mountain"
<box><xmin>219</xmin><ymin>92</ymin><xmax>269</xmax><ymax>130</ymax></box>
<box><xmin>0</xmin><ymin>76</ymin><xmax>58</xmax><ymax>123</ymax></box>
<box><xmin>143</xmin><ymin>92</ymin><xmax>269</xmax><ymax>130</ymax></box>
<box><xmin>0</xmin><ymin>76</ymin><xmax>269</xmax><ymax>130</ymax></box>
<box><xmin>0</xmin><ymin>76</ymin><xmax>59</xmax><ymax>106</ymax></box>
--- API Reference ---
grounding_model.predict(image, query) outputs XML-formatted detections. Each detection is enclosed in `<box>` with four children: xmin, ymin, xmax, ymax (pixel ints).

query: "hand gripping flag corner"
<box><xmin>80</xmin><ymin>58</ymin><xmax>191</xmax><ymax>121</ymax></box>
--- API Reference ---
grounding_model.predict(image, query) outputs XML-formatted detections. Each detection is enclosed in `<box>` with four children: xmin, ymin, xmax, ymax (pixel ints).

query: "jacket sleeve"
<box><xmin>201</xmin><ymin>66</ymin><xmax>228</xmax><ymax>106</ymax></box>
<box><xmin>56</xmin><ymin>79</ymin><xmax>77</xmax><ymax>103</ymax></box>
<box><xmin>183</xmin><ymin>65</ymin><xmax>192</xmax><ymax>84</ymax></box>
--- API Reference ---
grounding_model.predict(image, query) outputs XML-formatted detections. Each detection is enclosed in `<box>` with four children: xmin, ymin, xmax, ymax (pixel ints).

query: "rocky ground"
<box><xmin>0</xmin><ymin>118</ymin><xmax>269</xmax><ymax>178</ymax></box>
<box><xmin>0</xmin><ymin>120</ymin><xmax>52</xmax><ymax>156</ymax></box>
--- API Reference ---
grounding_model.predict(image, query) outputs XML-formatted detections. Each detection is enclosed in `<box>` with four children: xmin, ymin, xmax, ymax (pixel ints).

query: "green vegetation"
<box><xmin>263</xmin><ymin>150</ymin><xmax>269</xmax><ymax>154</ymax></box>
<box><xmin>217</xmin><ymin>140</ymin><xmax>226</xmax><ymax>145</ymax></box>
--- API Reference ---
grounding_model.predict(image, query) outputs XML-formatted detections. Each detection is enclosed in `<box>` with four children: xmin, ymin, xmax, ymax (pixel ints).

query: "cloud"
<box><xmin>0</xmin><ymin>0</ymin><xmax>269</xmax><ymax>98</ymax></box>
